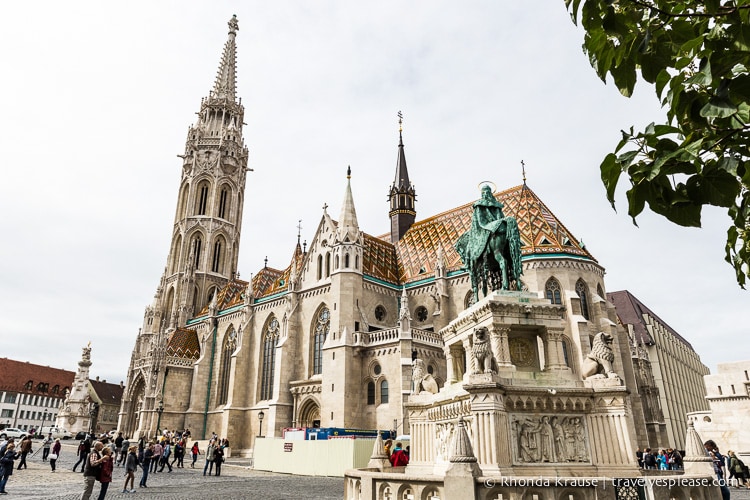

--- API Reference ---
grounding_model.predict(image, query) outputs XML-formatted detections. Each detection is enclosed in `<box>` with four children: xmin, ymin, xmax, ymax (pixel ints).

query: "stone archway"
<box><xmin>124</xmin><ymin>376</ymin><xmax>145</xmax><ymax>438</ymax></box>
<box><xmin>298</xmin><ymin>398</ymin><xmax>321</xmax><ymax>428</ymax></box>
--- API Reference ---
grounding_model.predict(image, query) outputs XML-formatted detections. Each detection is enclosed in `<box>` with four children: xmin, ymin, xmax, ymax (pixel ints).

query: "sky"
<box><xmin>0</xmin><ymin>1</ymin><xmax>747</xmax><ymax>385</ymax></box>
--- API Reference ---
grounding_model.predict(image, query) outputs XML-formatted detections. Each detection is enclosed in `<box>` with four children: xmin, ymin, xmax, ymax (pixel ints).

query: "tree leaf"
<box><xmin>600</xmin><ymin>153</ymin><xmax>621</xmax><ymax>206</ymax></box>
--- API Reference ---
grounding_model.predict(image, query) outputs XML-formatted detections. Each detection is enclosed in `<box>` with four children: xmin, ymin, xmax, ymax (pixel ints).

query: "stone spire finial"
<box><xmin>367</xmin><ymin>431</ymin><xmax>392</xmax><ymax>470</ymax></box>
<box><xmin>212</xmin><ymin>15</ymin><xmax>239</xmax><ymax>100</ymax></box>
<box><xmin>336</xmin><ymin>167</ymin><xmax>360</xmax><ymax>243</ymax></box>
<box><xmin>449</xmin><ymin>417</ymin><xmax>477</xmax><ymax>463</ymax></box>
<box><xmin>683</xmin><ymin>420</ymin><xmax>715</xmax><ymax>476</ymax></box>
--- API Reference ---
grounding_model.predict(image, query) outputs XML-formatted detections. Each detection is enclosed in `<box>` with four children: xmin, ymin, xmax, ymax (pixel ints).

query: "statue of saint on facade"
<box><xmin>455</xmin><ymin>184</ymin><xmax>523</xmax><ymax>300</ymax></box>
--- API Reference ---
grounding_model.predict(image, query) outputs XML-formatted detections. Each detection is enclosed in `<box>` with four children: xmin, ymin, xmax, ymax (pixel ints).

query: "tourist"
<box><xmin>15</xmin><ymin>436</ymin><xmax>32</xmax><ymax>470</ymax></box>
<box><xmin>81</xmin><ymin>441</ymin><xmax>107</xmax><ymax>500</ymax></box>
<box><xmin>203</xmin><ymin>439</ymin><xmax>216</xmax><ymax>476</ymax></box>
<box><xmin>384</xmin><ymin>439</ymin><xmax>393</xmax><ymax>457</ymax></box>
<box><xmin>705</xmin><ymin>440</ymin><xmax>731</xmax><ymax>500</ymax></box>
<box><xmin>643</xmin><ymin>447</ymin><xmax>656</xmax><ymax>469</ymax></box>
<box><xmin>389</xmin><ymin>442</ymin><xmax>409</xmax><ymax>467</ymax></box>
<box><xmin>667</xmin><ymin>448</ymin><xmax>683</xmax><ymax>470</ymax></box>
<box><xmin>114</xmin><ymin>433</ymin><xmax>123</xmax><ymax>465</ymax></box>
<box><xmin>50</xmin><ymin>439</ymin><xmax>61</xmax><ymax>472</ymax></box>
<box><xmin>190</xmin><ymin>441</ymin><xmax>201</xmax><ymax>468</ymax></box>
<box><xmin>213</xmin><ymin>443</ymin><xmax>224</xmax><ymax>476</ymax></box>
<box><xmin>728</xmin><ymin>451</ymin><xmax>749</xmax><ymax>488</ymax></box>
<box><xmin>0</xmin><ymin>443</ymin><xmax>19</xmax><ymax>494</ymax></box>
<box><xmin>158</xmin><ymin>440</ymin><xmax>172</xmax><ymax>472</ymax></box>
<box><xmin>123</xmin><ymin>445</ymin><xmax>138</xmax><ymax>493</ymax></box>
<box><xmin>42</xmin><ymin>433</ymin><xmax>53</xmax><ymax>461</ymax></box>
<box><xmin>636</xmin><ymin>448</ymin><xmax>644</xmax><ymax>468</ymax></box>
<box><xmin>151</xmin><ymin>440</ymin><xmax>162</xmax><ymax>473</ymax></box>
<box><xmin>172</xmin><ymin>439</ymin><xmax>184</xmax><ymax>468</ymax></box>
<box><xmin>657</xmin><ymin>449</ymin><xmax>669</xmax><ymax>470</ymax></box>
<box><xmin>139</xmin><ymin>443</ymin><xmax>154</xmax><ymax>488</ymax></box>
<box><xmin>118</xmin><ymin>436</ymin><xmax>130</xmax><ymax>466</ymax></box>
<box><xmin>73</xmin><ymin>439</ymin><xmax>91</xmax><ymax>473</ymax></box>
<box><xmin>97</xmin><ymin>447</ymin><xmax>114</xmax><ymax>500</ymax></box>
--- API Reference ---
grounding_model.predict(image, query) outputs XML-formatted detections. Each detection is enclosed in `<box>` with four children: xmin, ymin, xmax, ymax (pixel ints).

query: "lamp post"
<box><xmin>155</xmin><ymin>400</ymin><xmax>164</xmax><ymax>438</ymax></box>
<box><xmin>39</xmin><ymin>410</ymin><xmax>48</xmax><ymax>438</ymax></box>
<box><xmin>257</xmin><ymin>410</ymin><xmax>265</xmax><ymax>438</ymax></box>
<box><xmin>88</xmin><ymin>402</ymin><xmax>99</xmax><ymax>436</ymax></box>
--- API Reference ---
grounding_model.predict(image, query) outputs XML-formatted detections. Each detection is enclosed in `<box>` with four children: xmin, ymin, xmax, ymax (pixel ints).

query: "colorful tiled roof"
<box><xmin>0</xmin><ymin>358</ymin><xmax>74</xmax><ymax>396</ymax></box>
<box><xmin>392</xmin><ymin>184</ymin><xmax>595</xmax><ymax>283</ymax></box>
<box><xmin>253</xmin><ymin>244</ymin><xmax>304</xmax><ymax>298</ymax></box>
<box><xmin>166</xmin><ymin>328</ymin><xmax>201</xmax><ymax>360</ymax></box>
<box><xmin>362</xmin><ymin>233</ymin><xmax>399</xmax><ymax>284</ymax></box>
<box><xmin>197</xmin><ymin>278</ymin><xmax>249</xmax><ymax>316</ymax></box>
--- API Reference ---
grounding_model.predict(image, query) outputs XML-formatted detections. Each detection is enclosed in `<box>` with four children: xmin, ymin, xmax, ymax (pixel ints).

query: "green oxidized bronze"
<box><xmin>455</xmin><ymin>185</ymin><xmax>523</xmax><ymax>301</ymax></box>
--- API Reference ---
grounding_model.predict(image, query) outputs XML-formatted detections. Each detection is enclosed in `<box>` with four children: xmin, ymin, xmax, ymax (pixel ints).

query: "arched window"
<box><xmin>464</xmin><ymin>291</ymin><xmax>476</xmax><ymax>310</ymax></box>
<box><xmin>335</xmin><ymin>254</ymin><xmax>340</xmax><ymax>269</ymax></box>
<box><xmin>367</xmin><ymin>381</ymin><xmax>375</xmax><ymax>405</ymax></box>
<box><xmin>211</xmin><ymin>240</ymin><xmax>222</xmax><ymax>273</ymax></box>
<box><xmin>597</xmin><ymin>283</ymin><xmax>605</xmax><ymax>298</ymax></box>
<box><xmin>545</xmin><ymin>277</ymin><xmax>562</xmax><ymax>305</ymax></box>
<box><xmin>325</xmin><ymin>253</ymin><xmax>331</xmax><ymax>277</ymax></box>
<box><xmin>562</xmin><ymin>337</ymin><xmax>571</xmax><ymax>367</ymax></box>
<box><xmin>192</xmin><ymin>235</ymin><xmax>202</xmax><ymax>269</ymax></box>
<box><xmin>380</xmin><ymin>380</ymin><xmax>389</xmax><ymax>404</ymax></box>
<box><xmin>312</xmin><ymin>307</ymin><xmax>330</xmax><ymax>375</ymax></box>
<box><xmin>344</xmin><ymin>253</ymin><xmax>350</xmax><ymax>268</ymax></box>
<box><xmin>317</xmin><ymin>255</ymin><xmax>323</xmax><ymax>280</ymax></box>
<box><xmin>217</xmin><ymin>327</ymin><xmax>237</xmax><ymax>406</ymax></box>
<box><xmin>196</xmin><ymin>182</ymin><xmax>210</xmax><ymax>215</ymax></box>
<box><xmin>217</xmin><ymin>186</ymin><xmax>230</xmax><ymax>219</ymax></box>
<box><xmin>576</xmin><ymin>279</ymin><xmax>590</xmax><ymax>320</ymax></box>
<box><xmin>355</xmin><ymin>255</ymin><xmax>359</xmax><ymax>269</ymax></box>
<box><xmin>260</xmin><ymin>317</ymin><xmax>280</xmax><ymax>401</ymax></box>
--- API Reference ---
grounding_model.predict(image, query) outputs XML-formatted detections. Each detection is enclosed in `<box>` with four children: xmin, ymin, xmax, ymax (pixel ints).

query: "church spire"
<box><xmin>212</xmin><ymin>15</ymin><xmax>239</xmax><ymax>100</ymax></box>
<box><xmin>388</xmin><ymin>111</ymin><xmax>416</xmax><ymax>243</ymax></box>
<box><xmin>337</xmin><ymin>166</ymin><xmax>361</xmax><ymax>242</ymax></box>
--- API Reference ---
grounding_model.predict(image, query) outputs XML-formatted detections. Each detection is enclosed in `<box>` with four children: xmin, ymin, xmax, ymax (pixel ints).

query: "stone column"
<box><xmin>444</xmin><ymin>347</ymin><xmax>456</xmax><ymax>385</ymax></box>
<box><xmin>543</xmin><ymin>327</ymin><xmax>567</xmax><ymax>371</ymax></box>
<box><xmin>462</xmin><ymin>338</ymin><xmax>474</xmax><ymax>378</ymax></box>
<box><xmin>490</xmin><ymin>325</ymin><xmax>513</xmax><ymax>368</ymax></box>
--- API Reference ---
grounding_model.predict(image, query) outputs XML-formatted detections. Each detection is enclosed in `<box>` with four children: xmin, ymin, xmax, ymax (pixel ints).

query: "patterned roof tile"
<box><xmin>166</xmin><ymin>328</ymin><xmax>201</xmax><ymax>360</ymax></box>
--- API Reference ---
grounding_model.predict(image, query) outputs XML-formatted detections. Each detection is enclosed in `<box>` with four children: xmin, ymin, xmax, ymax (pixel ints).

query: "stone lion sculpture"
<box><xmin>581</xmin><ymin>332</ymin><xmax>616</xmax><ymax>379</ymax></box>
<box><xmin>412</xmin><ymin>359</ymin><xmax>439</xmax><ymax>395</ymax></box>
<box><xmin>471</xmin><ymin>326</ymin><xmax>497</xmax><ymax>374</ymax></box>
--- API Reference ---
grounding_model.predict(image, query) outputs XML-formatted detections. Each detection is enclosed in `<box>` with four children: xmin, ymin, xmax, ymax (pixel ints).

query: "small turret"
<box><xmin>388</xmin><ymin>112</ymin><xmax>416</xmax><ymax>243</ymax></box>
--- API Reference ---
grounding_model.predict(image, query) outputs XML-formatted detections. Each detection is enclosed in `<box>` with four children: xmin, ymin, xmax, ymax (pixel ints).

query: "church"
<box><xmin>118</xmin><ymin>16</ymin><xmax>708</xmax><ymax>456</ymax></box>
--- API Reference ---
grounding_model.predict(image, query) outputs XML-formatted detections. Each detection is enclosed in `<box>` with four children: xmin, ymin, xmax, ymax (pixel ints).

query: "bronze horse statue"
<box><xmin>455</xmin><ymin>186</ymin><xmax>523</xmax><ymax>302</ymax></box>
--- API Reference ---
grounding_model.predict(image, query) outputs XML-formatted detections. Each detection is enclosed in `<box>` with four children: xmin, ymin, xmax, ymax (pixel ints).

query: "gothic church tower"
<box><xmin>388</xmin><ymin>113</ymin><xmax>416</xmax><ymax>243</ymax></box>
<box><xmin>118</xmin><ymin>16</ymin><xmax>249</xmax><ymax>438</ymax></box>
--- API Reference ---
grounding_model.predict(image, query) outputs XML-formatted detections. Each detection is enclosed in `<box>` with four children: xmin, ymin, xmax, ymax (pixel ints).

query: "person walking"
<box><xmin>158</xmin><ymin>441</ymin><xmax>172</xmax><ymax>472</ymax></box>
<box><xmin>203</xmin><ymin>440</ymin><xmax>215</xmax><ymax>476</ymax></box>
<box><xmin>73</xmin><ymin>439</ymin><xmax>90</xmax><ymax>472</ymax></box>
<box><xmin>190</xmin><ymin>442</ymin><xmax>201</xmax><ymax>468</ymax></box>
<box><xmin>49</xmin><ymin>439</ymin><xmax>61</xmax><ymax>472</ymax></box>
<box><xmin>42</xmin><ymin>434</ymin><xmax>53</xmax><ymax>461</ymax></box>
<box><xmin>118</xmin><ymin>436</ymin><xmax>130</xmax><ymax>467</ymax></box>
<box><xmin>151</xmin><ymin>441</ymin><xmax>162</xmax><ymax>473</ymax></box>
<box><xmin>172</xmin><ymin>440</ymin><xmax>184</xmax><ymax>468</ymax></box>
<box><xmin>213</xmin><ymin>444</ymin><xmax>224</xmax><ymax>477</ymax></box>
<box><xmin>139</xmin><ymin>443</ymin><xmax>153</xmax><ymax>488</ymax></box>
<box><xmin>123</xmin><ymin>445</ymin><xmax>138</xmax><ymax>493</ymax></box>
<box><xmin>729</xmin><ymin>451</ymin><xmax>750</xmax><ymax>488</ymax></box>
<box><xmin>96</xmin><ymin>447</ymin><xmax>113</xmax><ymax>500</ymax></box>
<box><xmin>0</xmin><ymin>443</ymin><xmax>19</xmax><ymax>494</ymax></box>
<box><xmin>81</xmin><ymin>441</ymin><xmax>106</xmax><ymax>500</ymax></box>
<box><xmin>15</xmin><ymin>436</ymin><xmax>32</xmax><ymax>470</ymax></box>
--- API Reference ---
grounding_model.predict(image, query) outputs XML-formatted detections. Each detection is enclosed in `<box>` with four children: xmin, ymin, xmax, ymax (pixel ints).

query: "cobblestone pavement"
<box><xmin>2</xmin><ymin>442</ymin><xmax>343</xmax><ymax>499</ymax></box>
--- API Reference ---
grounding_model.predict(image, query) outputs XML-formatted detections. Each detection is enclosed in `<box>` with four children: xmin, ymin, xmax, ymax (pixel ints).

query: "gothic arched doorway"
<box><xmin>298</xmin><ymin>398</ymin><xmax>320</xmax><ymax>428</ymax></box>
<box><xmin>124</xmin><ymin>376</ymin><xmax>145</xmax><ymax>439</ymax></box>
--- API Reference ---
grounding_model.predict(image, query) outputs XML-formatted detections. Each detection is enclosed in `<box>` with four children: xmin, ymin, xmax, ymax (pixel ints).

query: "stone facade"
<box><xmin>608</xmin><ymin>291</ymin><xmax>710</xmax><ymax>450</ymax></box>
<box><xmin>117</xmin><ymin>16</ymin><xmax>711</xmax><ymax>464</ymax></box>
<box><xmin>689</xmin><ymin>360</ymin><xmax>750</xmax><ymax>460</ymax></box>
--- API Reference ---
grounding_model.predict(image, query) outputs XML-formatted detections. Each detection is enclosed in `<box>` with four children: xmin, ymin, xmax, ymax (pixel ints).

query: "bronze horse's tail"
<box><xmin>506</xmin><ymin>217</ymin><xmax>523</xmax><ymax>281</ymax></box>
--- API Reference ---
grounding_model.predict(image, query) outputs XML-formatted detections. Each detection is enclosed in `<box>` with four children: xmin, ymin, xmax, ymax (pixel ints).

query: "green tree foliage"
<box><xmin>565</xmin><ymin>0</ymin><xmax>750</xmax><ymax>287</ymax></box>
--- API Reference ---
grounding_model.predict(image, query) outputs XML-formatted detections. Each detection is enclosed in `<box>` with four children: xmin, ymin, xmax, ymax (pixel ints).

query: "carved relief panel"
<box><xmin>510</xmin><ymin>413</ymin><xmax>590</xmax><ymax>464</ymax></box>
<box><xmin>508</xmin><ymin>335</ymin><xmax>539</xmax><ymax>370</ymax></box>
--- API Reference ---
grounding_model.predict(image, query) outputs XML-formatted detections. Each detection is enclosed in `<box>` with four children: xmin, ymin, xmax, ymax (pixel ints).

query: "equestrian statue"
<box><xmin>455</xmin><ymin>184</ymin><xmax>523</xmax><ymax>301</ymax></box>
